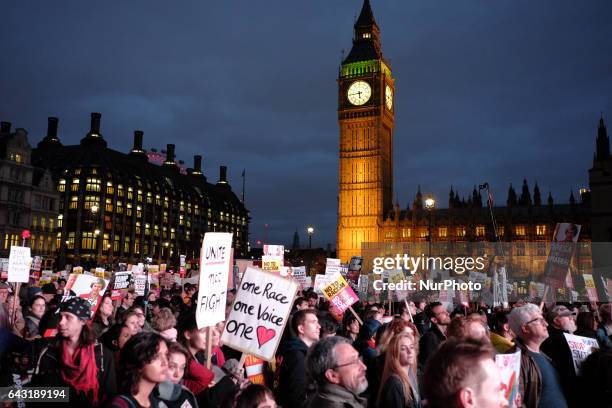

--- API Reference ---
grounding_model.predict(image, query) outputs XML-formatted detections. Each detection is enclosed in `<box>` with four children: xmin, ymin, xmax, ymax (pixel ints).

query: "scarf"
<box><xmin>61</xmin><ymin>340</ymin><xmax>100</xmax><ymax>406</ymax></box>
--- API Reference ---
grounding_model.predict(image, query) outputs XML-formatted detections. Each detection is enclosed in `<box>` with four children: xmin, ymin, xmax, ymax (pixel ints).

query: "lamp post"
<box><xmin>91</xmin><ymin>204</ymin><xmax>100</xmax><ymax>267</ymax></box>
<box><xmin>93</xmin><ymin>228</ymin><xmax>100</xmax><ymax>267</ymax></box>
<box><xmin>424</xmin><ymin>197</ymin><xmax>435</xmax><ymax>279</ymax></box>
<box><xmin>164</xmin><ymin>241</ymin><xmax>170</xmax><ymax>265</ymax></box>
<box><xmin>307</xmin><ymin>225</ymin><xmax>314</xmax><ymax>249</ymax></box>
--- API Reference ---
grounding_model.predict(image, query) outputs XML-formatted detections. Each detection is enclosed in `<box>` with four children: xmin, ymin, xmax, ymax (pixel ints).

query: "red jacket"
<box><xmin>183</xmin><ymin>357</ymin><xmax>214</xmax><ymax>395</ymax></box>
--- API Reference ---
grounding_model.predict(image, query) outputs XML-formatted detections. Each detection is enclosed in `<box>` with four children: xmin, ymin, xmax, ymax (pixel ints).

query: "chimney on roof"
<box><xmin>218</xmin><ymin>165</ymin><xmax>228</xmax><ymax>184</ymax></box>
<box><xmin>46</xmin><ymin>117</ymin><xmax>60</xmax><ymax>141</ymax></box>
<box><xmin>0</xmin><ymin>122</ymin><xmax>10</xmax><ymax>134</ymax></box>
<box><xmin>193</xmin><ymin>155</ymin><xmax>202</xmax><ymax>174</ymax></box>
<box><xmin>165</xmin><ymin>144</ymin><xmax>175</xmax><ymax>163</ymax></box>
<box><xmin>133</xmin><ymin>130</ymin><xmax>143</xmax><ymax>151</ymax></box>
<box><xmin>90</xmin><ymin>112</ymin><xmax>101</xmax><ymax>136</ymax></box>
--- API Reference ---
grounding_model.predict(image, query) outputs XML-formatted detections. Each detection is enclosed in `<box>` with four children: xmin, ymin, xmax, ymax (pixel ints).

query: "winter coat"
<box><xmin>378</xmin><ymin>375</ymin><xmax>420</xmax><ymax>408</ymax></box>
<box><xmin>30</xmin><ymin>338</ymin><xmax>117</xmax><ymax>407</ymax></box>
<box><xmin>107</xmin><ymin>381</ymin><xmax>198</xmax><ymax>408</ymax></box>
<box><xmin>306</xmin><ymin>383</ymin><xmax>367</xmax><ymax>408</ymax></box>
<box><xmin>276</xmin><ymin>337</ymin><xmax>310</xmax><ymax>408</ymax></box>
<box><xmin>417</xmin><ymin>324</ymin><xmax>445</xmax><ymax>371</ymax></box>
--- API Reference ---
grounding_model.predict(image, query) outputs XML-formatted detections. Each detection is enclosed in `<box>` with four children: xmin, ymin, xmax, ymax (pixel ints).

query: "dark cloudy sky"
<box><xmin>2</xmin><ymin>1</ymin><xmax>611</xmax><ymax>249</ymax></box>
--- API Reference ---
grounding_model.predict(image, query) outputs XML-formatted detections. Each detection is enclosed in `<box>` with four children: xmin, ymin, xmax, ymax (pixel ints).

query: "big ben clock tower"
<box><xmin>337</xmin><ymin>0</ymin><xmax>395</xmax><ymax>262</ymax></box>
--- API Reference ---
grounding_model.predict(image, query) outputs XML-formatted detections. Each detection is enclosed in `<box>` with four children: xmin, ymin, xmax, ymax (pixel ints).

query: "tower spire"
<box><xmin>595</xmin><ymin>114</ymin><xmax>610</xmax><ymax>162</ymax></box>
<box><xmin>343</xmin><ymin>0</ymin><xmax>383</xmax><ymax>64</ymax></box>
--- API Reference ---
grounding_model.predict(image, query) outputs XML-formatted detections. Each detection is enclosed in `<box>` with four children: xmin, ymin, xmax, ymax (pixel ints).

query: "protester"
<box><xmin>489</xmin><ymin>310</ymin><xmax>514</xmax><ymax>353</ymax></box>
<box><xmin>115</xmin><ymin>289</ymin><xmax>136</xmax><ymax>322</ymax></box>
<box><xmin>151</xmin><ymin>307</ymin><xmax>177</xmax><ymax>341</ymax></box>
<box><xmin>596</xmin><ymin>303</ymin><xmax>612</xmax><ymax>350</ymax></box>
<box><xmin>412</xmin><ymin>298</ymin><xmax>429</xmax><ymax>335</ymax></box>
<box><xmin>92</xmin><ymin>293</ymin><xmax>114</xmax><ymax>338</ymax></box>
<box><xmin>508</xmin><ymin>303</ymin><xmax>568</xmax><ymax>408</ymax></box>
<box><xmin>121</xmin><ymin>309</ymin><xmax>143</xmax><ymax>336</ymax></box>
<box><xmin>30</xmin><ymin>297</ymin><xmax>117</xmax><ymax>406</ymax></box>
<box><xmin>24</xmin><ymin>294</ymin><xmax>46</xmax><ymax>339</ymax></box>
<box><xmin>319</xmin><ymin>315</ymin><xmax>340</xmax><ymax>339</ymax></box>
<box><xmin>575</xmin><ymin>310</ymin><xmax>598</xmax><ymax>340</ymax></box>
<box><xmin>108</xmin><ymin>331</ymin><xmax>198</xmax><ymax>408</ymax></box>
<box><xmin>423</xmin><ymin>339</ymin><xmax>507</xmax><ymax>408</ymax></box>
<box><xmin>340</xmin><ymin>312</ymin><xmax>360</xmax><ymax>342</ymax></box>
<box><xmin>235</xmin><ymin>384</ymin><xmax>278</xmax><ymax>408</ymax></box>
<box><xmin>446</xmin><ymin>316</ymin><xmax>490</xmax><ymax>343</ymax></box>
<box><xmin>378</xmin><ymin>332</ymin><xmax>421</xmax><ymax>408</ymax></box>
<box><xmin>418</xmin><ymin>302</ymin><xmax>449</xmax><ymax>370</ymax></box>
<box><xmin>178</xmin><ymin>312</ymin><xmax>215</xmax><ymax>394</ymax></box>
<box><xmin>277</xmin><ymin>309</ymin><xmax>320</xmax><ymax>408</ymax></box>
<box><xmin>167</xmin><ymin>341</ymin><xmax>190</xmax><ymax>384</ymax></box>
<box><xmin>305</xmin><ymin>336</ymin><xmax>368</xmax><ymax>408</ymax></box>
<box><xmin>0</xmin><ymin>281</ymin><xmax>10</xmax><ymax>304</ymax></box>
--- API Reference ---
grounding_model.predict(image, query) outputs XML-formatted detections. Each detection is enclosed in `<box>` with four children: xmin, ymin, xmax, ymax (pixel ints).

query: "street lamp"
<box><xmin>307</xmin><ymin>225</ymin><xmax>314</xmax><ymax>249</ymax></box>
<box><xmin>424</xmin><ymin>197</ymin><xmax>435</xmax><ymax>276</ymax></box>
<box><xmin>164</xmin><ymin>242</ymin><xmax>170</xmax><ymax>264</ymax></box>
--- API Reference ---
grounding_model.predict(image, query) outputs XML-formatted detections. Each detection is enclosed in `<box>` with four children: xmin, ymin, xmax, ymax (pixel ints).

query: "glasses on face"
<box><xmin>333</xmin><ymin>356</ymin><xmax>363</xmax><ymax>369</ymax></box>
<box><xmin>525</xmin><ymin>316</ymin><xmax>546</xmax><ymax>326</ymax></box>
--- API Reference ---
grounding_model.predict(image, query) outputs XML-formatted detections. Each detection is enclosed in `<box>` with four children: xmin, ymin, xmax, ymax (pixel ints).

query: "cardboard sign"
<box><xmin>7</xmin><ymin>246</ymin><xmax>32</xmax><ymax>283</ymax></box>
<box><xmin>221</xmin><ymin>267</ymin><xmax>297</xmax><ymax>361</ymax></box>
<box><xmin>495</xmin><ymin>350</ymin><xmax>521</xmax><ymax>408</ymax></box>
<box><xmin>160</xmin><ymin>272</ymin><xmax>176</xmax><ymax>288</ymax></box>
<box><xmin>321</xmin><ymin>274</ymin><xmax>359</xmax><ymax>315</ymax></box>
<box><xmin>197</xmin><ymin>232</ymin><xmax>233</xmax><ymax>329</ymax></box>
<box><xmin>64</xmin><ymin>273</ymin><xmax>109</xmax><ymax>318</ymax></box>
<box><xmin>72</xmin><ymin>266</ymin><xmax>83</xmax><ymax>274</ymax></box>
<box><xmin>582</xmin><ymin>274</ymin><xmax>598</xmax><ymax>302</ymax></box>
<box><xmin>261</xmin><ymin>255</ymin><xmax>282</xmax><ymax>273</ymax></box>
<box><xmin>112</xmin><ymin>272</ymin><xmax>132</xmax><ymax>300</ymax></box>
<box><xmin>528</xmin><ymin>282</ymin><xmax>546</xmax><ymax>299</ymax></box>
<box><xmin>134</xmin><ymin>274</ymin><xmax>147</xmax><ymax>296</ymax></box>
<box><xmin>31</xmin><ymin>256</ymin><xmax>42</xmax><ymax>272</ymax></box>
<box><xmin>291</xmin><ymin>266</ymin><xmax>310</xmax><ymax>289</ymax></box>
<box><xmin>543</xmin><ymin>223</ymin><xmax>581</xmax><ymax>288</ymax></box>
<box><xmin>563</xmin><ymin>333</ymin><xmax>599</xmax><ymax>375</ymax></box>
<box><xmin>313</xmin><ymin>274</ymin><xmax>329</xmax><ymax>295</ymax></box>
<box><xmin>244</xmin><ymin>355</ymin><xmax>265</xmax><ymax>384</ymax></box>
<box><xmin>325</xmin><ymin>258</ymin><xmax>342</xmax><ymax>277</ymax></box>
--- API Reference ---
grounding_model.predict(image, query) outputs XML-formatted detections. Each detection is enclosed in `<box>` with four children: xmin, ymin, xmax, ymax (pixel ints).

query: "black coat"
<box><xmin>378</xmin><ymin>375</ymin><xmax>420</xmax><ymax>408</ymax></box>
<box><xmin>276</xmin><ymin>338</ymin><xmax>309</xmax><ymax>408</ymax></box>
<box><xmin>30</xmin><ymin>339</ymin><xmax>117</xmax><ymax>407</ymax></box>
<box><xmin>541</xmin><ymin>326</ymin><xmax>579</xmax><ymax>407</ymax></box>
<box><xmin>418</xmin><ymin>325</ymin><xmax>445</xmax><ymax>371</ymax></box>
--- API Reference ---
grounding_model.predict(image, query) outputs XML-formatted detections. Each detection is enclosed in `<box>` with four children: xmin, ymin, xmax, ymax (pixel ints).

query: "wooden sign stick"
<box><xmin>205</xmin><ymin>326</ymin><xmax>213</xmax><ymax>369</ymax></box>
<box><xmin>348</xmin><ymin>305</ymin><xmax>363</xmax><ymax>325</ymax></box>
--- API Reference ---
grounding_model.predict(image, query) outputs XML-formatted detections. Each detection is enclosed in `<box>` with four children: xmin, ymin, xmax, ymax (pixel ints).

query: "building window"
<box><xmin>106</xmin><ymin>181</ymin><xmax>114</xmax><ymax>195</ymax></box>
<box><xmin>362</xmin><ymin>33</ymin><xmax>371</xmax><ymax>39</ymax></box>
<box><xmin>58</xmin><ymin>179</ymin><xmax>66</xmax><ymax>192</ymax></box>
<box><xmin>127</xmin><ymin>187</ymin><xmax>133</xmax><ymax>200</ymax></box>
<box><xmin>57</xmin><ymin>214</ymin><xmax>63</xmax><ymax>228</ymax></box>
<box><xmin>81</xmin><ymin>232</ymin><xmax>97</xmax><ymax>250</ymax></box>
<box><xmin>86</xmin><ymin>177</ymin><xmax>101</xmax><ymax>192</ymax></box>
<box><xmin>476</xmin><ymin>226</ymin><xmax>485</xmax><ymax>237</ymax></box>
<box><xmin>515</xmin><ymin>225</ymin><xmax>526</xmax><ymax>236</ymax></box>
<box><xmin>105</xmin><ymin>198</ymin><xmax>113</xmax><ymax>212</ymax></box>
<box><xmin>126</xmin><ymin>203</ymin><xmax>132</xmax><ymax>216</ymax></box>
<box><xmin>137</xmin><ymin>190</ymin><xmax>143</xmax><ymax>202</ymax></box>
<box><xmin>438</xmin><ymin>227</ymin><xmax>447</xmax><ymax>237</ymax></box>
<box><xmin>536</xmin><ymin>225</ymin><xmax>546</xmax><ymax>236</ymax></box>
<box><xmin>497</xmin><ymin>226</ymin><xmax>505</xmax><ymax>236</ymax></box>
<box><xmin>70</xmin><ymin>196</ymin><xmax>79</xmax><ymax>209</ymax></box>
<box><xmin>456</xmin><ymin>227</ymin><xmax>466</xmax><ymax>237</ymax></box>
<box><xmin>147</xmin><ymin>192</ymin><xmax>152</xmax><ymax>204</ymax></box>
<box><xmin>118</xmin><ymin>185</ymin><xmax>124</xmax><ymax>197</ymax></box>
<box><xmin>71</xmin><ymin>178</ymin><xmax>80</xmax><ymax>192</ymax></box>
<box><xmin>84</xmin><ymin>195</ymin><xmax>100</xmax><ymax>210</ymax></box>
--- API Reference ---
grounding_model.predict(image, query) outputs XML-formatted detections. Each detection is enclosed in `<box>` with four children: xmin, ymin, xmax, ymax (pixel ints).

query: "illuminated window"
<box><xmin>362</xmin><ymin>33</ymin><xmax>371</xmax><ymax>39</ymax></box>
<box><xmin>74</xmin><ymin>168</ymin><xmax>81</xmax><ymax>175</ymax></box>
<box><xmin>106</xmin><ymin>181</ymin><xmax>114</xmax><ymax>195</ymax></box>
<box><xmin>136</xmin><ymin>222</ymin><xmax>141</xmax><ymax>235</ymax></box>
<box><xmin>70</xmin><ymin>196</ymin><xmax>79</xmax><ymax>209</ymax></box>
<box><xmin>497</xmin><ymin>226</ymin><xmax>505</xmax><ymax>236</ymax></box>
<box><xmin>84</xmin><ymin>195</ymin><xmax>100</xmax><ymax>210</ymax></box>
<box><xmin>71</xmin><ymin>178</ymin><xmax>80</xmax><ymax>192</ymax></box>
<box><xmin>86</xmin><ymin>177</ymin><xmax>101</xmax><ymax>192</ymax></box>
<box><xmin>438</xmin><ymin>227</ymin><xmax>447</xmax><ymax>237</ymax></box>
<box><xmin>136</xmin><ymin>205</ymin><xmax>142</xmax><ymax>218</ymax></box>
<box><xmin>118</xmin><ymin>185</ymin><xmax>124</xmax><ymax>197</ymax></box>
<box><xmin>81</xmin><ymin>232</ymin><xmax>97</xmax><ymax>250</ymax></box>
<box><xmin>116</xmin><ymin>200</ymin><xmax>123</xmax><ymax>214</ymax></box>
<box><xmin>515</xmin><ymin>225</ymin><xmax>526</xmax><ymax>236</ymax></box>
<box><xmin>127</xmin><ymin>187</ymin><xmax>133</xmax><ymax>200</ymax></box>
<box><xmin>57</xmin><ymin>214</ymin><xmax>63</xmax><ymax>228</ymax></box>
<box><xmin>476</xmin><ymin>226</ymin><xmax>485</xmax><ymax>237</ymax></box>
<box><xmin>32</xmin><ymin>217</ymin><xmax>38</xmax><ymax>229</ymax></box>
<box><xmin>156</xmin><ymin>194</ymin><xmax>161</xmax><ymax>206</ymax></box>
<box><xmin>536</xmin><ymin>225</ymin><xmax>547</xmax><ymax>236</ymax></box>
<box><xmin>137</xmin><ymin>190</ymin><xmax>143</xmax><ymax>202</ymax></box>
<box><xmin>58</xmin><ymin>179</ymin><xmax>66</xmax><ymax>192</ymax></box>
<box><xmin>126</xmin><ymin>203</ymin><xmax>132</xmax><ymax>216</ymax></box>
<box><xmin>147</xmin><ymin>192</ymin><xmax>152</xmax><ymax>204</ymax></box>
<box><xmin>456</xmin><ymin>227</ymin><xmax>466</xmax><ymax>237</ymax></box>
<box><xmin>105</xmin><ymin>198</ymin><xmax>113</xmax><ymax>212</ymax></box>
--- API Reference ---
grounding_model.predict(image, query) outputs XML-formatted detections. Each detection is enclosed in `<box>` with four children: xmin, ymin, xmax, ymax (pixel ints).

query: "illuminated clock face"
<box><xmin>385</xmin><ymin>85</ymin><xmax>393</xmax><ymax>110</ymax></box>
<box><xmin>347</xmin><ymin>81</ymin><xmax>372</xmax><ymax>106</ymax></box>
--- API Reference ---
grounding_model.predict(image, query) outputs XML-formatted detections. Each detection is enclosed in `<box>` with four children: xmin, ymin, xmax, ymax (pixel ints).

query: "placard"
<box><xmin>197</xmin><ymin>232</ymin><xmax>233</xmax><ymax>328</ymax></box>
<box><xmin>563</xmin><ymin>333</ymin><xmax>599</xmax><ymax>375</ymax></box>
<box><xmin>261</xmin><ymin>255</ymin><xmax>282</xmax><ymax>273</ymax></box>
<box><xmin>134</xmin><ymin>274</ymin><xmax>147</xmax><ymax>296</ymax></box>
<box><xmin>112</xmin><ymin>271</ymin><xmax>132</xmax><ymax>300</ymax></box>
<box><xmin>321</xmin><ymin>274</ymin><xmax>359</xmax><ymax>315</ymax></box>
<box><xmin>582</xmin><ymin>274</ymin><xmax>598</xmax><ymax>302</ymax></box>
<box><xmin>7</xmin><ymin>246</ymin><xmax>32</xmax><ymax>283</ymax></box>
<box><xmin>291</xmin><ymin>266</ymin><xmax>310</xmax><ymax>289</ymax></box>
<box><xmin>221</xmin><ymin>267</ymin><xmax>297</xmax><ymax>361</ymax></box>
<box><xmin>325</xmin><ymin>258</ymin><xmax>342</xmax><ymax>277</ymax></box>
<box><xmin>64</xmin><ymin>273</ymin><xmax>109</xmax><ymax>318</ymax></box>
<box><xmin>495</xmin><ymin>350</ymin><xmax>521</xmax><ymax>408</ymax></box>
<box><xmin>313</xmin><ymin>274</ymin><xmax>329</xmax><ymax>295</ymax></box>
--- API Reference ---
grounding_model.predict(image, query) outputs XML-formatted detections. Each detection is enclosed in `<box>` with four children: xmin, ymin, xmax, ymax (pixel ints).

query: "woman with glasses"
<box><xmin>378</xmin><ymin>332</ymin><xmax>421</xmax><ymax>408</ymax></box>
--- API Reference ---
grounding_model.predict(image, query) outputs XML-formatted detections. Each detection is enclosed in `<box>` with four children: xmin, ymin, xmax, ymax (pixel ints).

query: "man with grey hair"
<box><xmin>508</xmin><ymin>303</ymin><xmax>567</xmax><ymax>408</ymax></box>
<box><xmin>306</xmin><ymin>336</ymin><xmax>367</xmax><ymax>408</ymax></box>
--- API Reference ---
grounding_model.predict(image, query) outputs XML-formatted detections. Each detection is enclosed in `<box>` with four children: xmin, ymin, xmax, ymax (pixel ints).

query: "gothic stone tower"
<box><xmin>337</xmin><ymin>0</ymin><xmax>395</xmax><ymax>262</ymax></box>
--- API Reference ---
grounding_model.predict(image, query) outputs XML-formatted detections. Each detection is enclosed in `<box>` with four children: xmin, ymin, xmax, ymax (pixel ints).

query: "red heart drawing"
<box><xmin>256</xmin><ymin>326</ymin><xmax>276</xmax><ymax>348</ymax></box>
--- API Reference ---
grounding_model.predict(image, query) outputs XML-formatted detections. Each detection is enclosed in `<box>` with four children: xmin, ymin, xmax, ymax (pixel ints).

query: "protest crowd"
<box><xmin>0</xmin><ymin>259</ymin><xmax>611</xmax><ymax>408</ymax></box>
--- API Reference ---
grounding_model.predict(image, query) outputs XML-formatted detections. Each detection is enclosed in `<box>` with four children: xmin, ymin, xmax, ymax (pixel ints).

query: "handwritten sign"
<box><xmin>221</xmin><ymin>267</ymin><xmax>297</xmax><ymax>361</ymax></box>
<box><xmin>313</xmin><ymin>274</ymin><xmax>329</xmax><ymax>295</ymax></box>
<box><xmin>291</xmin><ymin>266</ymin><xmax>310</xmax><ymax>289</ymax></box>
<box><xmin>197</xmin><ymin>232</ymin><xmax>233</xmax><ymax>329</ymax></box>
<box><xmin>495</xmin><ymin>350</ymin><xmax>521</xmax><ymax>408</ymax></box>
<box><xmin>7</xmin><ymin>246</ymin><xmax>32</xmax><ymax>283</ymax></box>
<box><xmin>262</xmin><ymin>255</ymin><xmax>282</xmax><ymax>273</ymax></box>
<box><xmin>321</xmin><ymin>274</ymin><xmax>359</xmax><ymax>315</ymax></box>
<box><xmin>134</xmin><ymin>274</ymin><xmax>147</xmax><ymax>296</ymax></box>
<box><xmin>563</xmin><ymin>333</ymin><xmax>599</xmax><ymax>375</ymax></box>
<box><xmin>325</xmin><ymin>258</ymin><xmax>342</xmax><ymax>277</ymax></box>
<box><xmin>244</xmin><ymin>355</ymin><xmax>265</xmax><ymax>384</ymax></box>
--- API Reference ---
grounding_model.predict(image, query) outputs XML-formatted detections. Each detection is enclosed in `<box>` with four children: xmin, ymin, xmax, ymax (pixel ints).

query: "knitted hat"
<box><xmin>59</xmin><ymin>297</ymin><xmax>91</xmax><ymax>320</ymax></box>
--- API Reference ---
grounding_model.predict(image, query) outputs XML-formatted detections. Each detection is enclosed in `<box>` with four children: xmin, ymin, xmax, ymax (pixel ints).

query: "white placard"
<box><xmin>495</xmin><ymin>350</ymin><xmax>521</xmax><ymax>407</ymax></box>
<box><xmin>8</xmin><ymin>246</ymin><xmax>32</xmax><ymax>283</ymax></box>
<box><xmin>563</xmin><ymin>333</ymin><xmax>599</xmax><ymax>375</ymax></box>
<box><xmin>196</xmin><ymin>232</ymin><xmax>233</xmax><ymax>329</ymax></box>
<box><xmin>221</xmin><ymin>267</ymin><xmax>297</xmax><ymax>361</ymax></box>
<box><xmin>314</xmin><ymin>274</ymin><xmax>329</xmax><ymax>295</ymax></box>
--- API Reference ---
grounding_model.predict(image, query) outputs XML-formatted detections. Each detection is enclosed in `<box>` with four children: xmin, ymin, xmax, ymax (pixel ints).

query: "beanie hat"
<box><xmin>59</xmin><ymin>297</ymin><xmax>91</xmax><ymax>321</ymax></box>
